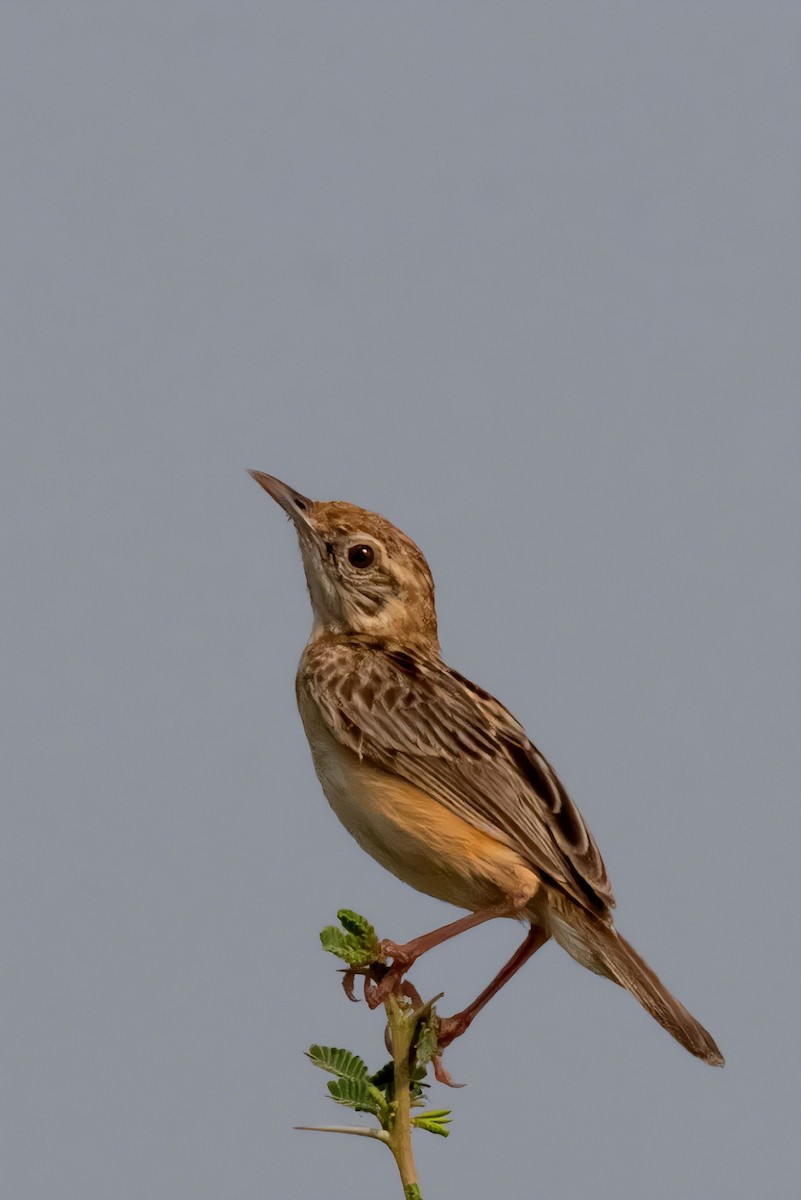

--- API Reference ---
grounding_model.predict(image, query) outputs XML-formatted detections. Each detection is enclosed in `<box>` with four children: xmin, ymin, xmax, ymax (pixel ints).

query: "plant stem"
<box><xmin>385</xmin><ymin>995</ymin><xmax>422</xmax><ymax>1198</ymax></box>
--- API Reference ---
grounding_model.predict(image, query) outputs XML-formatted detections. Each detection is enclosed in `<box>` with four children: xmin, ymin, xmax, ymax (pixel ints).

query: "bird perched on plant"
<box><xmin>249</xmin><ymin>471</ymin><xmax>723</xmax><ymax>1067</ymax></box>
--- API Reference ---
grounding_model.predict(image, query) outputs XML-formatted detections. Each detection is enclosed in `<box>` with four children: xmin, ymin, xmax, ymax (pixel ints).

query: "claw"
<box><xmin>432</xmin><ymin>1055</ymin><xmax>465</xmax><ymax>1088</ymax></box>
<box><xmin>340</xmin><ymin>968</ymin><xmax>360</xmax><ymax>1003</ymax></box>
<box><xmin>364</xmin><ymin>975</ymin><xmax>384</xmax><ymax>1009</ymax></box>
<box><xmin>337</xmin><ymin>956</ymin><xmax>406</xmax><ymax>1008</ymax></box>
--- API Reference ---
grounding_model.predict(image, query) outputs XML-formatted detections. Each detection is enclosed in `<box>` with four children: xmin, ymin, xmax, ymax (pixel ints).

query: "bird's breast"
<box><xmin>295</xmin><ymin>680</ymin><xmax>539</xmax><ymax>914</ymax></box>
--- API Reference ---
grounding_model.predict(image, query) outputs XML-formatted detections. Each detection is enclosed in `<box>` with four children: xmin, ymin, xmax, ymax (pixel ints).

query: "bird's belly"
<box><xmin>298</xmin><ymin>700</ymin><xmax>538</xmax><ymax>913</ymax></box>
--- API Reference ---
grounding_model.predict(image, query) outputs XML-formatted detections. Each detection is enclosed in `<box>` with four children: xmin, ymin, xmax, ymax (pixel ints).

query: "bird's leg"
<box><xmin>436</xmin><ymin>924</ymin><xmax>549</xmax><ymax>1051</ymax></box>
<box><xmin>368</xmin><ymin>906</ymin><xmax>512</xmax><ymax>1003</ymax></box>
<box><xmin>381</xmin><ymin>905</ymin><xmax>512</xmax><ymax>969</ymax></box>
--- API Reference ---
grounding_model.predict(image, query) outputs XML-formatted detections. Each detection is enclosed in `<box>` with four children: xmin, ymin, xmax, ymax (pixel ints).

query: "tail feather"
<box><xmin>549</xmin><ymin>907</ymin><xmax>724</xmax><ymax>1066</ymax></box>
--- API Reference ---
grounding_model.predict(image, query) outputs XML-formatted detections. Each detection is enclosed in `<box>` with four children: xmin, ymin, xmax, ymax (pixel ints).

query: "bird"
<box><xmin>248</xmin><ymin>470</ymin><xmax>724</xmax><ymax>1067</ymax></box>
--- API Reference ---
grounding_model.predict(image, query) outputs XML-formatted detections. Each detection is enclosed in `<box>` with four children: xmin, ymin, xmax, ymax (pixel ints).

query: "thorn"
<box><xmin>294</xmin><ymin>1124</ymin><xmax>390</xmax><ymax>1142</ymax></box>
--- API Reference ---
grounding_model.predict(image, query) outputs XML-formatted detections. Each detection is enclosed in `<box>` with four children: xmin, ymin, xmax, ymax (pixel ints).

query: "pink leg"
<box><xmin>381</xmin><ymin>905</ymin><xmax>512</xmax><ymax>967</ymax></box>
<box><xmin>361</xmin><ymin>905</ymin><xmax>515</xmax><ymax>1008</ymax></box>
<box><xmin>437</xmin><ymin>924</ymin><xmax>550</xmax><ymax>1049</ymax></box>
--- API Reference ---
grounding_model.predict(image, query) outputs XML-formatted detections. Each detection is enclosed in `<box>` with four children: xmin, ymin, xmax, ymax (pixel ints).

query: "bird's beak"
<box><xmin>247</xmin><ymin>470</ymin><xmax>321</xmax><ymax>543</ymax></box>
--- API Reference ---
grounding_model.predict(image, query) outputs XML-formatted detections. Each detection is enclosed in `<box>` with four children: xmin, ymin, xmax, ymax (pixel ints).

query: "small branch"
<box><xmin>385</xmin><ymin>994</ymin><xmax>420</xmax><ymax>1195</ymax></box>
<box><xmin>304</xmin><ymin>911</ymin><xmax>455</xmax><ymax>1198</ymax></box>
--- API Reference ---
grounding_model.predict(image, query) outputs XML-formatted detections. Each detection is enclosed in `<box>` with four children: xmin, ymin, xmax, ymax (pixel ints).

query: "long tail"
<box><xmin>548</xmin><ymin>905</ymin><xmax>724</xmax><ymax>1066</ymax></box>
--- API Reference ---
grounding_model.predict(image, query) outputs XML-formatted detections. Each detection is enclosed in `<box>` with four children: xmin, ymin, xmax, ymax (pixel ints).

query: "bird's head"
<box><xmin>249</xmin><ymin>471</ymin><xmax>439</xmax><ymax>650</ymax></box>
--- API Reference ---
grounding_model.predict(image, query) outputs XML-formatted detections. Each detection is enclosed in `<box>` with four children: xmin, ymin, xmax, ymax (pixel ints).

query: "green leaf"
<box><xmin>327</xmin><ymin>1077</ymin><xmax>382</xmax><ymax>1115</ymax></box>
<box><xmin>319</xmin><ymin>925</ymin><xmax>373</xmax><ymax>966</ymax></box>
<box><xmin>413</xmin><ymin>1110</ymin><xmax>452</xmax><ymax>1137</ymax></box>
<box><xmin>306</xmin><ymin>1045</ymin><xmax>369</xmax><ymax>1081</ymax></box>
<box><xmin>414</xmin><ymin>1020</ymin><xmax>440</xmax><ymax>1066</ymax></box>
<box><xmin>336</xmin><ymin>909</ymin><xmax>377</xmax><ymax>948</ymax></box>
<box><xmin>319</xmin><ymin>910</ymin><xmax>380</xmax><ymax>967</ymax></box>
<box><xmin>318</xmin><ymin>924</ymin><xmax>352</xmax><ymax>959</ymax></box>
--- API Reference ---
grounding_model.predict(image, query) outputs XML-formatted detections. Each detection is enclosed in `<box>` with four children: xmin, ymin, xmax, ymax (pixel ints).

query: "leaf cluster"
<box><xmin>319</xmin><ymin>909</ymin><xmax>381</xmax><ymax>967</ymax></box>
<box><xmin>307</xmin><ymin>1041</ymin><xmax>451</xmax><ymax>1138</ymax></box>
<box><xmin>307</xmin><ymin>911</ymin><xmax>452</xmax><ymax>1141</ymax></box>
<box><xmin>306</xmin><ymin>1045</ymin><xmax>388</xmax><ymax>1118</ymax></box>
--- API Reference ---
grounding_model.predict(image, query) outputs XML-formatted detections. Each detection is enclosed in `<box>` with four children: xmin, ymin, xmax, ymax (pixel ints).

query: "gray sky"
<box><xmin>2</xmin><ymin>4</ymin><xmax>800</xmax><ymax>1198</ymax></box>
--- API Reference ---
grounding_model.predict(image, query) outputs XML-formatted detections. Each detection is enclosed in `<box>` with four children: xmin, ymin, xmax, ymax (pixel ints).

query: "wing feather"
<box><xmin>302</xmin><ymin>640</ymin><xmax>614</xmax><ymax>913</ymax></box>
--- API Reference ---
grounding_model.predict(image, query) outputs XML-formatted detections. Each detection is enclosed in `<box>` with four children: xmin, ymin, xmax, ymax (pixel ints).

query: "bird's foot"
<box><xmin>339</xmin><ymin>940</ymin><xmax>418</xmax><ymax>1008</ymax></box>
<box><xmin>377</xmin><ymin>938</ymin><xmax>417</xmax><ymax>973</ymax></box>
<box><xmin>364</xmin><ymin>939</ymin><xmax>419</xmax><ymax>1006</ymax></box>
<box><xmin>424</xmin><ymin>1010</ymin><xmax>473</xmax><ymax>1088</ymax></box>
<box><xmin>435</xmin><ymin>1010</ymin><xmax>472</xmax><ymax>1050</ymax></box>
<box><xmin>341</xmin><ymin>960</ymin><xmax>467</xmax><ymax>1085</ymax></box>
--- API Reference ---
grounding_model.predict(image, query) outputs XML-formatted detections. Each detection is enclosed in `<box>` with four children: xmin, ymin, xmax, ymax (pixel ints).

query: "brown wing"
<box><xmin>301</xmin><ymin>640</ymin><xmax>615</xmax><ymax>914</ymax></box>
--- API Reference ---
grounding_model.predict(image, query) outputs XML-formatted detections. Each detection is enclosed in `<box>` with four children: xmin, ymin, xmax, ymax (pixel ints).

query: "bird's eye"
<box><xmin>347</xmin><ymin>544</ymin><xmax>375</xmax><ymax>568</ymax></box>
